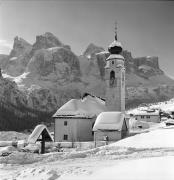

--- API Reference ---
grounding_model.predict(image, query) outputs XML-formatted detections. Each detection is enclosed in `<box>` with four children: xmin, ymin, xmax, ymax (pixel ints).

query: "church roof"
<box><xmin>106</xmin><ymin>54</ymin><xmax>124</xmax><ymax>61</ymax></box>
<box><xmin>93</xmin><ymin>112</ymin><xmax>125</xmax><ymax>131</ymax></box>
<box><xmin>53</xmin><ymin>95</ymin><xmax>107</xmax><ymax>119</ymax></box>
<box><xmin>109</xmin><ymin>40</ymin><xmax>122</xmax><ymax>49</ymax></box>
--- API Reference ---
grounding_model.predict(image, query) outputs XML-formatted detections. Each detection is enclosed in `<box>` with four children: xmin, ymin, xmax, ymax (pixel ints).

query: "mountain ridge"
<box><xmin>0</xmin><ymin>32</ymin><xmax>174</xmax><ymax>130</ymax></box>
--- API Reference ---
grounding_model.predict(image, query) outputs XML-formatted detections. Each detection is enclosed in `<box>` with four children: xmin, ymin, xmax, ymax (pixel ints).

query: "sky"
<box><xmin>0</xmin><ymin>0</ymin><xmax>174</xmax><ymax>77</ymax></box>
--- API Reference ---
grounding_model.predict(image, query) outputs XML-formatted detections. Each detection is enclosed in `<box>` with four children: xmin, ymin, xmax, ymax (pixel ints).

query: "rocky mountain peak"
<box><xmin>83</xmin><ymin>43</ymin><xmax>104</xmax><ymax>58</ymax></box>
<box><xmin>9</xmin><ymin>36</ymin><xmax>32</xmax><ymax>58</ymax></box>
<box><xmin>31</xmin><ymin>32</ymin><xmax>63</xmax><ymax>55</ymax></box>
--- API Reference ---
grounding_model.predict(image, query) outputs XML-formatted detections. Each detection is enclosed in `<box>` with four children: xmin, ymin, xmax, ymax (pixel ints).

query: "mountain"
<box><xmin>0</xmin><ymin>54</ymin><xmax>9</xmax><ymax>70</ymax></box>
<box><xmin>0</xmin><ymin>75</ymin><xmax>53</xmax><ymax>131</ymax></box>
<box><xmin>80</xmin><ymin>44</ymin><xmax>174</xmax><ymax>108</ymax></box>
<box><xmin>9</xmin><ymin>36</ymin><xmax>32</xmax><ymax>58</ymax></box>
<box><xmin>1</xmin><ymin>33</ymin><xmax>83</xmax><ymax>114</ymax></box>
<box><xmin>83</xmin><ymin>43</ymin><xmax>104</xmax><ymax>58</ymax></box>
<box><xmin>0</xmin><ymin>36</ymin><xmax>32</xmax><ymax>76</ymax></box>
<box><xmin>0</xmin><ymin>33</ymin><xmax>174</xmax><ymax>130</ymax></box>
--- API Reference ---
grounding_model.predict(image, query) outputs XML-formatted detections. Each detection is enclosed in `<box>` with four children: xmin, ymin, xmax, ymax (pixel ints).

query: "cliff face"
<box><xmin>9</xmin><ymin>36</ymin><xmax>32</xmax><ymax>58</ymax></box>
<box><xmin>80</xmin><ymin>44</ymin><xmax>174</xmax><ymax>109</ymax></box>
<box><xmin>0</xmin><ymin>54</ymin><xmax>9</xmax><ymax>70</ymax></box>
<box><xmin>1</xmin><ymin>37</ymin><xmax>32</xmax><ymax>76</ymax></box>
<box><xmin>82</xmin><ymin>46</ymin><xmax>164</xmax><ymax>81</ymax></box>
<box><xmin>27</xmin><ymin>47</ymin><xmax>81</xmax><ymax>83</ymax></box>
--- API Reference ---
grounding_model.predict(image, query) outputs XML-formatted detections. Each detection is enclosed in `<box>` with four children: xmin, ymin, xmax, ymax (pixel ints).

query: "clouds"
<box><xmin>0</xmin><ymin>39</ymin><xmax>12</xmax><ymax>54</ymax></box>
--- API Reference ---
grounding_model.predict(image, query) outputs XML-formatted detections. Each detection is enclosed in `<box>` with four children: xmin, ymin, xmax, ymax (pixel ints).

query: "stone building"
<box><xmin>53</xmin><ymin>94</ymin><xmax>107</xmax><ymax>142</ymax></box>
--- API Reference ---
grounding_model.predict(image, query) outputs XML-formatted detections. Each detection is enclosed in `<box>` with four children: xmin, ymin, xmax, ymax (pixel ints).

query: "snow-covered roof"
<box><xmin>109</xmin><ymin>40</ymin><xmax>122</xmax><ymax>48</ymax></box>
<box><xmin>28</xmin><ymin>124</ymin><xmax>53</xmax><ymax>144</ymax></box>
<box><xmin>93</xmin><ymin>112</ymin><xmax>125</xmax><ymax>131</ymax></box>
<box><xmin>106</xmin><ymin>54</ymin><xmax>124</xmax><ymax>61</ymax></box>
<box><xmin>53</xmin><ymin>95</ymin><xmax>107</xmax><ymax>118</ymax></box>
<box><xmin>134</xmin><ymin>110</ymin><xmax>160</xmax><ymax>116</ymax></box>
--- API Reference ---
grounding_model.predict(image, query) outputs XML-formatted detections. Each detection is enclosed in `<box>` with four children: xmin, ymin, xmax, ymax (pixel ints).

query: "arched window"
<box><xmin>110</xmin><ymin>71</ymin><xmax>116</xmax><ymax>87</ymax></box>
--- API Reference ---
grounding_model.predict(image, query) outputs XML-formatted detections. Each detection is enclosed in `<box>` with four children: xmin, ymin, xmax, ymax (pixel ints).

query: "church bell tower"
<box><xmin>105</xmin><ymin>23</ymin><xmax>125</xmax><ymax>112</ymax></box>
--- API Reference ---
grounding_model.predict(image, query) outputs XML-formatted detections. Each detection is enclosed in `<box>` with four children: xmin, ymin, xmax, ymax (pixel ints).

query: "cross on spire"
<box><xmin>115</xmin><ymin>21</ymin><xmax>117</xmax><ymax>41</ymax></box>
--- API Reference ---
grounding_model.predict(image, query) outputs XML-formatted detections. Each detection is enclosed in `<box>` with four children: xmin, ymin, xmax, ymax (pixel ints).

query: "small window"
<box><xmin>64</xmin><ymin>121</ymin><xmax>68</xmax><ymax>126</ymax></box>
<box><xmin>112</xmin><ymin>61</ymin><xmax>114</xmax><ymax>65</ymax></box>
<box><xmin>141</xmin><ymin>116</ymin><xmax>144</xmax><ymax>119</ymax></box>
<box><xmin>146</xmin><ymin>116</ymin><xmax>150</xmax><ymax>119</ymax></box>
<box><xmin>63</xmin><ymin>134</ymin><xmax>68</xmax><ymax>140</ymax></box>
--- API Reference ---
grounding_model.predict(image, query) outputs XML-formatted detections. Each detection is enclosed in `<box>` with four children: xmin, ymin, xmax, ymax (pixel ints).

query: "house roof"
<box><xmin>93</xmin><ymin>112</ymin><xmax>125</xmax><ymax>131</ymax></box>
<box><xmin>134</xmin><ymin>110</ymin><xmax>160</xmax><ymax>116</ymax></box>
<box><xmin>28</xmin><ymin>124</ymin><xmax>53</xmax><ymax>144</ymax></box>
<box><xmin>53</xmin><ymin>95</ymin><xmax>107</xmax><ymax>118</ymax></box>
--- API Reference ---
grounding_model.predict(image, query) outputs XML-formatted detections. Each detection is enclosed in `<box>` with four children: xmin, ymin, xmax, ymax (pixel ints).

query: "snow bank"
<box><xmin>60</xmin><ymin>156</ymin><xmax>174</xmax><ymax>180</ymax></box>
<box><xmin>111</xmin><ymin>127</ymin><xmax>174</xmax><ymax>149</ymax></box>
<box><xmin>0</xmin><ymin>141</ymin><xmax>13</xmax><ymax>147</ymax></box>
<box><xmin>129</xmin><ymin>118</ymin><xmax>150</xmax><ymax>129</ymax></box>
<box><xmin>0</xmin><ymin>146</ymin><xmax>16</xmax><ymax>156</ymax></box>
<box><xmin>0</xmin><ymin>152</ymin><xmax>42</xmax><ymax>164</ymax></box>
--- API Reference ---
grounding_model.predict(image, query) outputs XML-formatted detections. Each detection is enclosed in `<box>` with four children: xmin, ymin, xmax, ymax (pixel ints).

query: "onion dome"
<box><xmin>108</xmin><ymin>40</ymin><xmax>123</xmax><ymax>54</ymax></box>
<box><xmin>108</xmin><ymin>22</ymin><xmax>123</xmax><ymax>54</ymax></box>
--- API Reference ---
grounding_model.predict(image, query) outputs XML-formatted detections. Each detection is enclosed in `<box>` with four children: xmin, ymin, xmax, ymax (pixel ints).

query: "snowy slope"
<box><xmin>111</xmin><ymin>126</ymin><xmax>174</xmax><ymax>148</ymax></box>
<box><xmin>1</xmin><ymin>125</ymin><xmax>174</xmax><ymax>180</ymax></box>
<box><xmin>61</xmin><ymin>156</ymin><xmax>174</xmax><ymax>180</ymax></box>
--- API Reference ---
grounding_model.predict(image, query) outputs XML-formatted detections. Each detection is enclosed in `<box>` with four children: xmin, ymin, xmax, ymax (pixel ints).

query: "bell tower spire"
<box><xmin>115</xmin><ymin>21</ymin><xmax>117</xmax><ymax>41</ymax></box>
<box><xmin>105</xmin><ymin>23</ymin><xmax>125</xmax><ymax>112</ymax></box>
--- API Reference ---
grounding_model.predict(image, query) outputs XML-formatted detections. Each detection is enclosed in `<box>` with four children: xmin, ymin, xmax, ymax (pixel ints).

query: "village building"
<box><xmin>133</xmin><ymin>110</ymin><xmax>160</xmax><ymax>123</ymax></box>
<box><xmin>53</xmin><ymin>94</ymin><xmax>107</xmax><ymax>142</ymax></box>
<box><xmin>93</xmin><ymin>112</ymin><xmax>129</xmax><ymax>141</ymax></box>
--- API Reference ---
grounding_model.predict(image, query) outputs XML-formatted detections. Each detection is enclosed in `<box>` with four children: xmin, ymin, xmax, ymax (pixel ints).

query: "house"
<box><xmin>93</xmin><ymin>112</ymin><xmax>129</xmax><ymax>142</ymax></box>
<box><xmin>52</xmin><ymin>94</ymin><xmax>107</xmax><ymax>142</ymax></box>
<box><xmin>134</xmin><ymin>110</ymin><xmax>160</xmax><ymax>123</ymax></box>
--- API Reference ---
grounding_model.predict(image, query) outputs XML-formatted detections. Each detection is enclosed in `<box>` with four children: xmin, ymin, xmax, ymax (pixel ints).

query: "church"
<box><xmin>53</xmin><ymin>25</ymin><xmax>129</xmax><ymax>142</ymax></box>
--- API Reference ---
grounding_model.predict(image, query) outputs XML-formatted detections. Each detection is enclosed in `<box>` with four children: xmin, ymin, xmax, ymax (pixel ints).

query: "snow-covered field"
<box><xmin>1</xmin><ymin>100</ymin><xmax>174</xmax><ymax>180</ymax></box>
<box><xmin>1</xmin><ymin>124</ymin><xmax>174</xmax><ymax>180</ymax></box>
